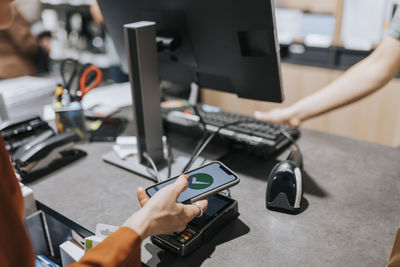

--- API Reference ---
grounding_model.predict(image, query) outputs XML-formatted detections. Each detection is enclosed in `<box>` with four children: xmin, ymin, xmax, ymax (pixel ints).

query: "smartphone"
<box><xmin>145</xmin><ymin>161</ymin><xmax>239</xmax><ymax>203</ymax></box>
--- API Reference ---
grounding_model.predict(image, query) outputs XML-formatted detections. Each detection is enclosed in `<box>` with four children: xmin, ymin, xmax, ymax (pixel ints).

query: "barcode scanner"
<box><xmin>266</xmin><ymin>149</ymin><xmax>303</xmax><ymax>213</ymax></box>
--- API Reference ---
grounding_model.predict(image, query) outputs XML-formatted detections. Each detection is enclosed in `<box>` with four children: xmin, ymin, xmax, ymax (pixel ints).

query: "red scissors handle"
<box><xmin>80</xmin><ymin>65</ymin><xmax>103</xmax><ymax>97</ymax></box>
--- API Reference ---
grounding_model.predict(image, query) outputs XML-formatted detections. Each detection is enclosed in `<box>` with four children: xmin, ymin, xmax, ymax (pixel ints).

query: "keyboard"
<box><xmin>162</xmin><ymin>103</ymin><xmax>300</xmax><ymax>155</ymax></box>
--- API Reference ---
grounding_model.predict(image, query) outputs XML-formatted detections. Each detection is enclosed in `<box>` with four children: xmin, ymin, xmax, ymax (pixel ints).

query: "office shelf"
<box><xmin>280</xmin><ymin>44</ymin><xmax>372</xmax><ymax>71</ymax></box>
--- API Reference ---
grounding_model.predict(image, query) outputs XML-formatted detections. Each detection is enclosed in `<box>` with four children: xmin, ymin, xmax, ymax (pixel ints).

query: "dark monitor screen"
<box><xmin>98</xmin><ymin>0</ymin><xmax>284</xmax><ymax>102</ymax></box>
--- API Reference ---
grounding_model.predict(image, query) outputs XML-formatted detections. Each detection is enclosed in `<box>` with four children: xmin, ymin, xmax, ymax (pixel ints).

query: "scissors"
<box><xmin>60</xmin><ymin>58</ymin><xmax>80</xmax><ymax>91</ymax></box>
<box><xmin>79</xmin><ymin>64</ymin><xmax>103</xmax><ymax>98</ymax></box>
<box><xmin>60</xmin><ymin>58</ymin><xmax>103</xmax><ymax>100</ymax></box>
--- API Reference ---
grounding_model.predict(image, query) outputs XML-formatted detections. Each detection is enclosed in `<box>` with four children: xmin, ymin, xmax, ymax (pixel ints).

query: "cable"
<box><xmin>166</xmin><ymin>137</ymin><xmax>173</xmax><ymax>178</ymax></box>
<box><xmin>280</xmin><ymin>127</ymin><xmax>300</xmax><ymax>152</ymax></box>
<box><xmin>143</xmin><ymin>152</ymin><xmax>161</xmax><ymax>183</ymax></box>
<box><xmin>220</xmin><ymin>188</ymin><xmax>231</xmax><ymax>198</ymax></box>
<box><xmin>140</xmin><ymin>134</ymin><xmax>175</xmax><ymax>182</ymax></box>
<box><xmin>181</xmin><ymin>132</ymin><xmax>210</xmax><ymax>172</ymax></box>
<box><xmin>143</xmin><ymin>135</ymin><xmax>174</xmax><ymax>182</ymax></box>
<box><xmin>183</xmin><ymin>133</ymin><xmax>215</xmax><ymax>171</ymax></box>
<box><xmin>184</xmin><ymin>105</ymin><xmax>302</xmax><ymax>172</ymax></box>
<box><xmin>279</xmin><ymin>127</ymin><xmax>303</xmax><ymax>167</ymax></box>
<box><xmin>60</xmin><ymin>58</ymin><xmax>79</xmax><ymax>90</ymax></box>
<box><xmin>192</xmin><ymin>105</ymin><xmax>206</xmax><ymax>130</ymax></box>
<box><xmin>182</xmin><ymin>120</ymin><xmax>255</xmax><ymax>172</ymax></box>
<box><xmin>180</xmin><ymin>105</ymin><xmax>210</xmax><ymax>172</ymax></box>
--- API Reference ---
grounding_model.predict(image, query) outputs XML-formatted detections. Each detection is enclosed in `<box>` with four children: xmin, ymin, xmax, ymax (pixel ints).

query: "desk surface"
<box><xmin>18</xmin><ymin>96</ymin><xmax>400</xmax><ymax>266</ymax></box>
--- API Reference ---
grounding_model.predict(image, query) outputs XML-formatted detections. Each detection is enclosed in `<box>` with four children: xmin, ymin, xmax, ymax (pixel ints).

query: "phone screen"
<box><xmin>146</xmin><ymin>162</ymin><xmax>237</xmax><ymax>203</ymax></box>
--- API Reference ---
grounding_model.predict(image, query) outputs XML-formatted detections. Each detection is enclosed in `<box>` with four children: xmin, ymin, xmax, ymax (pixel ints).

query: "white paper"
<box><xmin>81</xmin><ymin>82</ymin><xmax>132</xmax><ymax>110</ymax></box>
<box><xmin>0</xmin><ymin>76</ymin><xmax>56</xmax><ymax>107</ymax></box>
<box><xmin>113</xmin><ymin>144</ymin><xmax>138</xmax><ymax>160</ymax></box>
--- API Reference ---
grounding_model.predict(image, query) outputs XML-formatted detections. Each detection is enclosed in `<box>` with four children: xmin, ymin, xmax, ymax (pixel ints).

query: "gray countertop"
<box><xmin>28</xmin><ymin>119</ymin><xmax>400</xmax><ymax>267</ymax></box>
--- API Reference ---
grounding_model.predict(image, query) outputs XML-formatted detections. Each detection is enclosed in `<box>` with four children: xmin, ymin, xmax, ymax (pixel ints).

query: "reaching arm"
<box><xmin>255</xmin><ymin>36</ymin><xmax>400</xmax><ymax>126</ymax></box>
<box><xmin>69</xmin><ymin>227</ymin><xmax>142</xmax><ymax>267</ymax></box>
<box><xmin>387</xmin><ymin>226</ymin><xmax>400</xmax><ymax>267</ymax></box>
<box><xmin>69</xmin><ymin>175</ymin><xmax>207</xmax><ymax>267</ymax></box>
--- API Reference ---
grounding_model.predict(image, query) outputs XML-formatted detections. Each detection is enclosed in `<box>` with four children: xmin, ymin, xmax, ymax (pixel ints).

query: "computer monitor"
<box><xmin>98</xmin><ymin>0</ymin><xmax>284</xmax><ymax>180</ymax></box>
<box><xmin>97</xmin><ymin>0</ymin><xmax>283</xmax><ymax>102</ymax></box>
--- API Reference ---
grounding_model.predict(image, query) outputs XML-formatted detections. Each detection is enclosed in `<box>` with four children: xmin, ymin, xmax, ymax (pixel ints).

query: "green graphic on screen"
<box><xmin>188</xmin><ymin>173</ymin><xmax>214</xmax><ymax>190</ymax></box>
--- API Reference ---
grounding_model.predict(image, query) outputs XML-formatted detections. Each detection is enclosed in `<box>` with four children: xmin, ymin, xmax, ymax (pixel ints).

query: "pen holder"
<box><xmin>54</xmin><ymin>103</ymin><xmax>87</xmax><ymax>140</ymax></box>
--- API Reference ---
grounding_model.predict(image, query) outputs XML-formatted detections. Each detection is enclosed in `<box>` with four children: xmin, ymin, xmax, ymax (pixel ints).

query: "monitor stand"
<box><xmin>102</xmin><ymin>21</ymin><xmax>223</xmax><ymax>182</ymax></box>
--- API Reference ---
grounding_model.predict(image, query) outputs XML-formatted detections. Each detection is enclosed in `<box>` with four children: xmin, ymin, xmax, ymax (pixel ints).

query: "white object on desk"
<box><xmin>113</xmin><ymin>136</ymin><xmax>138</xmax><ymax>159</ymax></box>
<box><xmin>20</xmin><ymin>182</ymin><xmax>37</xmax><ymax>217</ymax></box>
<box><xmin>113</xmin><ymin>144</ymin><xmax>138</xmax><ymax>160</ymax></box>
<box><xmin>0</xmin><ymin>76</ymin><xmax>56</xmax><ymax>108</ymax></box>
<box><xmin>116</xmin><ymin>136</ymin><xmax>137</xmax><ymax>146</ymax></box>
<box><xmin>112</xmin><ymin>136</ymin><xmax>169</xmax><ymax>161</ymax></box>
<box><xmin>43</xmin><ymin>104</ymin><xmax>56</xmax><ymax>121</ymax></box>
<box><xmin>60</xmin><ymin>240</ymin><xmax>84</xmax><ymax>266</ymax></box>
<box><xmin>81</xmin><ymin>82</ymin><xmax>132</xmax><ymax>110</ymax></box>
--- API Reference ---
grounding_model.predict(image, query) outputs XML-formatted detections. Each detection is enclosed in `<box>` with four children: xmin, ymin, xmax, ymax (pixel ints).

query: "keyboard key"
<box><xmin>253</xmin><ymin>131</ymin><xmax>277</xmax><ymax>140</ymax></box>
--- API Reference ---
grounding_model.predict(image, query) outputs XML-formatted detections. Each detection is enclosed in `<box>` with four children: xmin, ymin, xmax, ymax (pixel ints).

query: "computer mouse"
<box><xmin>266</xmin><ymin>150</ymin><xmax>303</xmax><ymax>213</ymax></box>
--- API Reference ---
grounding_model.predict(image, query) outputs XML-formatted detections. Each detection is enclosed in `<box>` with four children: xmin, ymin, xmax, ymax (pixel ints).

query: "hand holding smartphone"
<box><xmin>145</xmin><ymin>161</ymin><xmax>239</xmax><ymax>203</ymax></box>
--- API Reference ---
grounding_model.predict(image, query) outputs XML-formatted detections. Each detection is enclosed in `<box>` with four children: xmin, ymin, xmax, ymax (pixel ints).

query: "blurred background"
<box><xmin>1</xmin><ymin>0</ymin><xmax>400</xmax><ymax>147</ymax></box>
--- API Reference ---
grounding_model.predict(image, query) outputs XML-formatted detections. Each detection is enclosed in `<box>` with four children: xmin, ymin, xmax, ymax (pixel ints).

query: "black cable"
<box><xmin>181</xmin><ymin>132</ymin><xmax>210</xmax><ymax>172</ymax></box>
<box><xmin>60</xmin><ymin>59</ymin><xmax>79</xmax><ymax>90</ymax></box>
<box><xmin>165</xmin><ymin>136</ymin><xmax>173</xmax><ymax>178</ymax></box>
<box><xmin>184</xmin><ymin>104</ymin><xmax>302</xmax><ymax>173</ymax></box>
<box><xmin>180</xmin><ymin>105</ymin><xmax>210</xmax><ymax>172</ymax></box>
<box><xmin>279</xmin><ymin>127</ymin><xmax>303</xmax><ymax>167</ymax></box>
<box><xmin>280</xmin><ymin>127</ymin><xmax>300</xmax><ymax>151</ymax></box>
<box><xmin>192</xmin><ymin>105</ymin><xmax>206</xmax><ymax>130</ymax></box>
<box><xmin>182</xmin><ymin>120</ymin><xmax>255</xmax><ymax>172</ymax></box>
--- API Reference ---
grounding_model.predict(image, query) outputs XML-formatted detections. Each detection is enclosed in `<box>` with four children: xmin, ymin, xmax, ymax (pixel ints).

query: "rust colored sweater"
<box><xmin>388</xmin><ymin>227</ymin><xmax>400</xmax><ymax>267</ymax></box>
<box><xmin>0</xmin><ymin>137</ymin><xmax>142</xmax><ymax>267</ymax></box>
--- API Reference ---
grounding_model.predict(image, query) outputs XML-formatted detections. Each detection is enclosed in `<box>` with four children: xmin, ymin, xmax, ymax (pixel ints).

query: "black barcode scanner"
<box><xmin>266</xmin><ymin>149</ymin><xmax>303</xmax><ymax>213</ymax></box>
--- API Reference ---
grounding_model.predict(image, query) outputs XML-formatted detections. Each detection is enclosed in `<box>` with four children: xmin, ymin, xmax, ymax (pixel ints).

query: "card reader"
<box><xmin>151</xmin><ymin>193</ymin><xmax>239</xmax><ymax>256</ymax></box>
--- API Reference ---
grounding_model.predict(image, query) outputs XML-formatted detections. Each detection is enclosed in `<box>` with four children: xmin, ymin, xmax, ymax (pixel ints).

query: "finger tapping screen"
<box><xmin>146</xmin><ymin>162</ymin><xmax>237</xmax><ymax>202</ymax></box>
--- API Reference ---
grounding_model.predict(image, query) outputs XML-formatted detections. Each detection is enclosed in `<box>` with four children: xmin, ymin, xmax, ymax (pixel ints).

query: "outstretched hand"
<box><xmin>123</xmin><ymin>175</ymin><xmax>208</xmax><ymax>239</ymax></box>
<box><xmin>254</xmin><ymin>107</ymin><xmax>301</xmax><ymax>126</ymax></box>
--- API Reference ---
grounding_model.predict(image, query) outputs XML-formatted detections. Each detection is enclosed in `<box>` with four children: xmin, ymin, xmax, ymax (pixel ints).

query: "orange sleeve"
<box><xmin>387</xmin><ymin>225</ymin><xmax>400</xmax><ymax>267</ymax></box>
<box><xmin>70</xmin><ymin>227</ymin><xmax>142</xmax><ymax>267</ymax></box>
<box><xmin>0</xmin><ymin>137</ymin><xmax>35</xmax><ymax>267</ymax></box>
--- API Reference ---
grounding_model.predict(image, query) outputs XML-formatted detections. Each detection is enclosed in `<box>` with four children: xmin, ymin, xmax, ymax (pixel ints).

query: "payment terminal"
<box><xmin>151</xmin><ymin>193</ymin><xmax>239</xmax><ymax>256</ymax></box>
